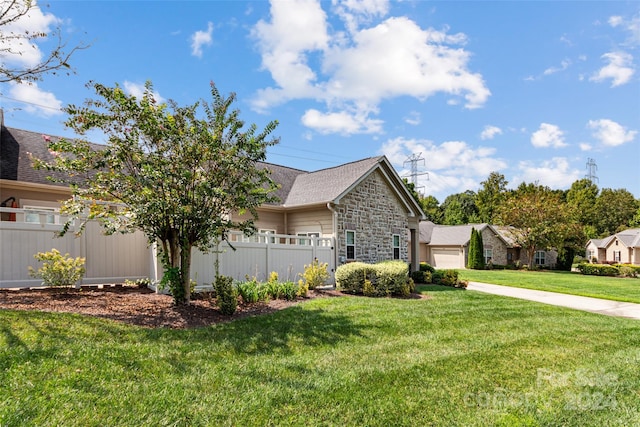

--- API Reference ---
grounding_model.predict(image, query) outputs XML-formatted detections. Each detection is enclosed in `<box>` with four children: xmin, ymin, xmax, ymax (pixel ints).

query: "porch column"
<box><xmin>409</xmin><ymin>227</ymin><xmax>419</xmax><ymax>272</ymax></box>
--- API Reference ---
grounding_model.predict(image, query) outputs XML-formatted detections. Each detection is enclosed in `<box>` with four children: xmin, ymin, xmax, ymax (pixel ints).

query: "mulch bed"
<box><xmin>0</xmin><ymin>285</ymin><xmax>343</xmax><ymax>329</ymax></box>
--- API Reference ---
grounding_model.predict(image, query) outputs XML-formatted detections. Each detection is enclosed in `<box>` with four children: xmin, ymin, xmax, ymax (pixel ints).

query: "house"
<box><xmin>418</xmin><ymin>221</ymin><xmax>558</xmax><ymax>269</ymax></box>
<box><xmin>586</xmin><ymin>229</ymin><xmax>640</xmax><ymax>264</ymax></box>
<box><xmin>1</xmin><ymin>118</ymin><xmax>425</xmax><ymax>287</ymax></box>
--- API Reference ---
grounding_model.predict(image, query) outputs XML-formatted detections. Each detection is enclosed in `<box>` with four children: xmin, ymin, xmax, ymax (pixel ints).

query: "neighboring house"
<box><xmin>418</xmin><ymin>221</ymin><xmax>557</xmax><ymax>269</ymax></box>
<box><xmin>1</xmin><ymin>118</ymin><xmax>426</xmax><ymax>279</ymax></box>
<box><xmin>586</xmin><ymin>229</ymin><xmax>640</xmax><ymax>264</ymax></box>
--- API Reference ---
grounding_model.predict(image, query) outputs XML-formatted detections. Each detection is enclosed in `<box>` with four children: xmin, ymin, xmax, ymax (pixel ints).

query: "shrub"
<box><xmin>280</xmin><ymin>281</ymin><xmax>298</xmax><ymax>301</ymax></box>
<box><xmin>300</xmin><ymin>258</ymin><xmax>330</xmax><ymax>289</ymax></box>
<box><xmin>432</xmin><ymin>269</ymin><xmax>467</xmax><ymax>288</ymax></box>
<box><xmin>411</xmin><ymin>270</ymin><xmax>427</xmax><ymax>284</ymax></box>
<box><xmin>618</xmin><ymin>266</ymin><xmax>638</xmax><ymax>278</ymax></box>
<box><xmin>264</xmin><ymin>280</ymin><xmax>282</xmax><ymax>299</ymax></box>
<box><xmin>576</xmin><ymin>263</ymin><xmax>620</xmax><ymax>277</ymax></box>
<box><xmin>419</xmin><ymin>262</ymin><xmax>435</xmax><ymax>273</ymax></box>
<box><xmin>297</xmin><ymin>279</ymin><xmax>309</xmax><ymax>297</ymax></box>
<box><xmin>214</xmin><ymin>275</ymin><xmax>238</xmax><ymax>315</ymax></box>
<box><xmin>28</xmin><ymin>249</ymin><xmax>86</xmax><ymax>288</ymax></box>
<box><xmin>237</xmin><ymin>280</ymin><xmax>260</xmax><ymax>303</ymax></box>
<box><xmin>335</xmin><ymin>260</ymin><xmax>411</xmax><ymax>297</ymax></box>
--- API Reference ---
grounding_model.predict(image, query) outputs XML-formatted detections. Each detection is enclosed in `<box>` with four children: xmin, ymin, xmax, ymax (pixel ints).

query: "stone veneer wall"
<box><xmin>335</xmin><ymin>170</ymin><xmax>408</xmax><ymax>264</ymax></box>
<box><xmin>480</xmin><ymin>228</ymin><xmax>509</xmax><ymax>265</ymax></box>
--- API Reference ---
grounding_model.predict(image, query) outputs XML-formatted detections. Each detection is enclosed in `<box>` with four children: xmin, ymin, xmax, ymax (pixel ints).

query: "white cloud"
<box><xmin>0</xmin><ymin>0</ymin><xmax>60</xmax><ymax>69</ymax></box>
<box><xmin>480</xmin><ymin>125</ymin><xmax>502</xmax><ymax>140</ymax></box>
<box><xmin>8</xmin><ymin>82</ymin><xmax>63</xmax><ymax>117</ymax></box>
<box><xmin>404</xmin><ymin>111</ymin><xmax>421</xmax><ymax>126</ymax></box>
<box><xmin>608</xmin><ymin>13</ymin><xmax>640</xmax><ymax>46</ymax></box>
<box><xmin>531</xmin><ymin>123</ymin><xmax>567</xmax><ymax>148</ymax></box>
<box><xmin>123</xmin><ymin>81</ymin><xmax>166</xmax><ymax>104</ymax></box>
<box><xmin>514</xmin><ymin>158</ymin><xmax>581</xmax><ymax>189</ymax></box>
<box><xmin>590</xmin><ymin>51</ymin><xmax>635</xmax><ymax>87</ymax></box>
<box><xmin>379</xmin><ymin>136</ymin><xmax>506</xmax><ymax>198</ymax></box>
<box><xmin>543</xmin><ymin>59</ymin><xmax>571</xmax><ymax>76</ymax></box>
<box><xmin>579</xmin><ymin>143</ymin><xmax>592</xmax><ymax>151</ymax></box>
<box><xmin>191</xmin><ymin>22</ymin><xmax>214</xmax><ymax>58</ymax></box>
<box><xmin>251</xmin><ymin>0</ymin><xmax>490</xmax><ymax>135</ymax></box>
<box><xmin>587</xmin><ymin>119</ymin><xmax>637</xmax><ymax>147</ymax></box>
<box><xmin>333</xmin><ymin>0</ymin><xmax>390</xmax><ymax>34</ymax></box>
<box><xmin>301</xmin><ymin>108</ymin><xmax>383</xmax><ymax>134</ymax></box>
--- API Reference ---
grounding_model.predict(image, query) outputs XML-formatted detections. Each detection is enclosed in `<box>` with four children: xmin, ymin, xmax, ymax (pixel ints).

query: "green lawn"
<box><xmin>1</xmin><ymin>289</ymin><xmax>639</xmax><ymax>426</ymax></box>
<box><xmin>459</xmin><ymin>269</ymin><xmax>640</xmax><ymax>304</ymax></box>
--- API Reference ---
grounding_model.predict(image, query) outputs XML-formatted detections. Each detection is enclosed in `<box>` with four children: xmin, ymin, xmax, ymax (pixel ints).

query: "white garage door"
<box><xmin>431</xmin><ymin>248</ymin><xmax>462</xmax><ymax>269</ymax></box>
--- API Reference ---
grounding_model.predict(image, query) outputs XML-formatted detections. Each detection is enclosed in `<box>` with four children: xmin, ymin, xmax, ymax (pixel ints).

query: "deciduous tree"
<box><xmin>475</xmin><ymin>172</ymin><xmax>508</xmax><ymax>224</ymax></box>
<box><xmin>496</xmin><ymin>185</ymin><xmax>580</xmax><ymax>267</ymax></box>
<box><xmin>35</xmin><ymin>81</ymin><xmax>279</xmax><ymax>304</ymax></box>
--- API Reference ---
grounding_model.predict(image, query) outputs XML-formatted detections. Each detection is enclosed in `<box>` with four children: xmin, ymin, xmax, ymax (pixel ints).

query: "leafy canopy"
<box><xmin>35</xmin><ymin>81</ymin><xmax>279</xmax><ymax>303</ymax></box>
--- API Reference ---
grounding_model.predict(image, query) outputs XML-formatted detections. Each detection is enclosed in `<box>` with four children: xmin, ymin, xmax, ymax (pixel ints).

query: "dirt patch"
<box><xmin>0</xmin><ymin>285</ymin><xmax>340</xmax><ymax>329</ymax></box>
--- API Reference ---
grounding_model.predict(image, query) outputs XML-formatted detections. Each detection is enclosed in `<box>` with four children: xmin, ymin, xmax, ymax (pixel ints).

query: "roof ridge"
<box><xmin>305</xmin><ymin>156</ymin><xmax>382</xmax><ymax>174</ymax></box>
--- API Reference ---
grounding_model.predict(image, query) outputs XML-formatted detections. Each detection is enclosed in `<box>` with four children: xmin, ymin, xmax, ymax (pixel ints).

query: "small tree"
<box><xmin>467</xmin><ymin>228</ymin><xmax>485</xmax><ymax>269</ymax></box>
<box><xmin>35</xmin><ymin>81</ymin><xmax>279</xmax><ymax>304</ymax></box>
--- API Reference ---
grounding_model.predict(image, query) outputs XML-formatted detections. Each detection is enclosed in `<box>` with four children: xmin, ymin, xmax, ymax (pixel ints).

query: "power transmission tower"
<box><xmin>585</xmin><ymin>158</ymin><xmax>599</xmax><ymax>184</ymax></box>
<box><xmin>403</xmin><ymin>153</ymin><xmax>428</xmax><ymax>195</ymax></box>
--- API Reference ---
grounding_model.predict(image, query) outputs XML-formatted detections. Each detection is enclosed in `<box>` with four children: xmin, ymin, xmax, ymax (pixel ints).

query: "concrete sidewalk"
<box><xmin>467</xmin><ymin>281</ymin><xmax>640</xmax><ymax>320</ymax></box>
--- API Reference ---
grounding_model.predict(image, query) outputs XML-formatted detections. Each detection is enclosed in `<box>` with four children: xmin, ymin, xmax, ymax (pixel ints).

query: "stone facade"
<box><xmin>334</xmin><ymin>170</ymin><xmax>409</xmax><ymax>264</ymax></box>
<box><xmin>479</xmin><ymin>227</ymin><xmax>509</xmax><ymax>265</ymax></box>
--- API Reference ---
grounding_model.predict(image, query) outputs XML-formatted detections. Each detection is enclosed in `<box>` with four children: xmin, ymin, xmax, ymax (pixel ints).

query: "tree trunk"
<box><xmin>180</xmin><ymin>242</ymin><xmax>193</xmax><ymax>304</ymax></box>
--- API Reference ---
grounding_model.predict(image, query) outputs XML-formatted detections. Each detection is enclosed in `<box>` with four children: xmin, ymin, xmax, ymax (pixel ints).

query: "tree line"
<box><xmin>405</xmin><ymin>173</ymin><xmax>640</xmax><ymax>265</ymax></box>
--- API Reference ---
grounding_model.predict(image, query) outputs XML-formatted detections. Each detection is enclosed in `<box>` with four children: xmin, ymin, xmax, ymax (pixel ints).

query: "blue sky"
<box><xmin>2</xmin><ymin>0</ymin><xmax>639</xmax><ymax>202</ymax></box>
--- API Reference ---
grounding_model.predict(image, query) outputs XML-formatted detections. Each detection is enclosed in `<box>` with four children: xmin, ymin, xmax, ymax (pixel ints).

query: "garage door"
<box><xmin>431</xmin><ymin>248</ymin><xmax>462</xmax><ymax>269</ymax></box>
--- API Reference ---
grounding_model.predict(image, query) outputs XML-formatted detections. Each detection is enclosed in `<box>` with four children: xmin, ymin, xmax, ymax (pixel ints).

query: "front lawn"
<box><xmin>1</xmin><ymin>288</ymin><xmax>639</xmax><ymax>426</ymax></box>
<box><xmin>459</xmin><ymin>269</ymin><xmax>640</xmax><ymax>304</ymax></box>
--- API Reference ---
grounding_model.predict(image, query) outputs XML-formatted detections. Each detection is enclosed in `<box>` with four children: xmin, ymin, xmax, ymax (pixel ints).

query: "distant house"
<box><xmin>1</xmin><ymin>118</ymin><xmax>426</xmax><ymax>285</ymax></box>
<box><xmin>418</xmin><ymin>221</ymin><xmax>557</xmax><ymax>269</ymax></box>
<box><xmin>586</xmin><ymin>229</ymin><xmax>640</xmax><ymax>264</ymax></box>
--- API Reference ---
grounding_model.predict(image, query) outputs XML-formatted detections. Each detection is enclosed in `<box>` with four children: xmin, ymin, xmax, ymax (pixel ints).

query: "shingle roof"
<box><xmin>1</xmin><ymin>126</ymin><xmax>71</xmax><ymax>186</ymax></box>
<box><xmin>283</xmin><ymin>157</ymin><xmax>383</xmax><ymax>207</ymax></box>
<box><xmin>1</xmin><ymin>125</ymin><xmax>423</xmax><ymax>217</ymax></box>
<box><xmin>614</xmin><ymin>229</ymin><xmax>640</xmax><ymax>248</ymax></box>
<box><xmin>428</xmin><ymin>223</ymin><xmax>490</xmax><ymax>246</ymax></box>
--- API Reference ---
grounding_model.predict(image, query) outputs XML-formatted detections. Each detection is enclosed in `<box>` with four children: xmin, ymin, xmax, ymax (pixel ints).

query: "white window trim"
<box><xmin>346</xmin><ymin>230</ymin><xmax>356</xmax><ymax>260</ymax></box>
<box><xmin>392</xmin><ymin>234</ymin><xmax>401</xmax><ymax>260</ymax></box>
<box><xmin>535</xmin><ymin>250</ymin><xmax>546</xmax><ymax>265</ymax></box>
<box><xmin>297</xmin><ymin>231</ymin><xmax>320</xmax><ymax>246</ymax></box>
<box><xmin>23</xmin><ymin>205</ymin><xmax>58</xmax><ymax>225</ymax></box>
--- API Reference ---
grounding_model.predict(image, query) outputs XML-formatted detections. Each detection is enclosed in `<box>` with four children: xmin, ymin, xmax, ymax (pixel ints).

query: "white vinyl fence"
<box><xmin>150</xmin><ymin>231</ymin><xmax>336</xmax><ymax>289</ymax></box>
<box><xmin>0</xmin><ymin>207</ymin><xmax>152</xmax><ymax>288</ymax></box>
<box><xmin>1</xmin><ymin>208</ymin><xmax>336</xmax><ymax>289</ymax></box>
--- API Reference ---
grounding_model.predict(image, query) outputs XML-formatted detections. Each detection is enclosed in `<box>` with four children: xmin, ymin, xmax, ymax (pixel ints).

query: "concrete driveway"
<box><xmin>467</xmin><ymin>281</ymin><xmax>640</xmax><ymax>320</ymax></box>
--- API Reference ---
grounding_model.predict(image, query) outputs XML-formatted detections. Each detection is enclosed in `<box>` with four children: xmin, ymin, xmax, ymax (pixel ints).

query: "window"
<box><xmin>614</xmin><ymin>251</ymin><xmax>621</xmax><ymax>262</ymax></box>
<box><xmin>392</xmin><ymin>234</ymin><xmax>400</xmax><ymax>260</ymax></box>
<box><xmin>534</xmin><ymin>251</ymin><xmax>546</xmax><ymax>266</ymax></box>
<box><xmin>24</xmin><ymin>206</ymin><xmax>56</xmax><ymax>224</ymax></box>
<box><xmin>484</xmin><ymin>248</ymin><xmax>493</xmax><ymax>264</ymax></box>
<box><xmin>346</xmin><ymin>230</ymin><xmax>356</xmax><ymax>260</ymax></box>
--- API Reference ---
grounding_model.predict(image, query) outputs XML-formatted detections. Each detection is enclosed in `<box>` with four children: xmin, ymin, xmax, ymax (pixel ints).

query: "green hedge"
<box><xmin>576</xmin><ymin>263</ymin><xmax>623</xmax><ymax>277</ymax></box>
<box><xmin>335</xmin><ymin>261</ymin><xmax>411</xmax><ymax>297</ymax></box>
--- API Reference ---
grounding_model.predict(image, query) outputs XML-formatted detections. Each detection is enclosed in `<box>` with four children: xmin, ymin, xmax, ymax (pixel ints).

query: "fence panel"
<box><xmin>0</xmin><ymin>208</ymin><xmax>151</xmax><ymax>288</ymax></box>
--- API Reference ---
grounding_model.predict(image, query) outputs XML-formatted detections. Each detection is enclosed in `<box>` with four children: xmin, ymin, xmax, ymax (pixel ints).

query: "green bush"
<box><xmin>280</xmin><ymin>281</ymin><xmax>299</xmax><ymax>301</ymax></box>
<box><xmin>576</xmin><ymin>263</ymin><xmax>620</xmax><ymax>277</ymax></box>
<box><xmin>300</xmin><ymin>258</ymin><xmax>330</xmax><ymax>289</ymax></box>
<box><xmin>28</xmin><ymin>248</ymin><xmax>86</xmax><ymax>288</ymax></box>
<box><xmin>411</xmin><ymin>270</ymin><xmax>426</xmax><ymax>284</ymax></box>
<box><xmin>214</xmin><ymin>275</ymin><xmax>238</xmax><ymax>315</ymax></box>
<box><xmin>419</xmin><ymin>262</ymin><xmax>435</xmax><ymax>273</ymax></box>
<box><xmin>432</xmin><ymin>269</ymin><xmax>467</xmax><ymax>288</ymax></box>
<box><xmin>237</xmin><ymin>280</ymin><xmax>260</xmax><ymax>303</ymax></box>
<box><xmin>335</xmin><ymin>261</ymin><xmax>411</xmax><ymax>297</ymax></box>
